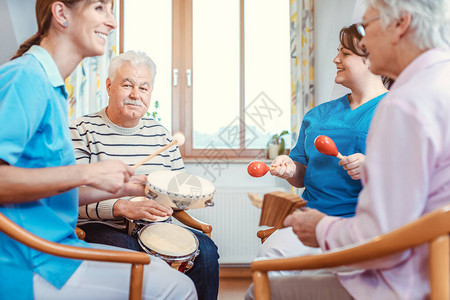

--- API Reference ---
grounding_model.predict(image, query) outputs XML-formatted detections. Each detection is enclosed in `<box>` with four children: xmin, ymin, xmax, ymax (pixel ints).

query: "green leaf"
<box><xmin>279</xmin><ymin>138</ymin><xmax>286</xmax><ymax>155</ymax></box>
<box><xmin>267</xmin><ymin>130</ymin><xmax>289</xmax><ymax>147</ymax></box>
<box><xmin>279</xmin><ymin>130</ymin><xmax>289</xmax><ymax>137</ymax></box>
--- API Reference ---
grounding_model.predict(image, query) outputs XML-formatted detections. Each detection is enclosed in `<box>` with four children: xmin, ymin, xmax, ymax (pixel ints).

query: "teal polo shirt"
<box><xmin>0</xmin><ymin>46</ymin><xmax>89</xmax><ymax>300</ymax></box>
<box><xmin>290</xmin><ymin>93</ymin><xmax>385</xmax><ymax>217</ymax></box>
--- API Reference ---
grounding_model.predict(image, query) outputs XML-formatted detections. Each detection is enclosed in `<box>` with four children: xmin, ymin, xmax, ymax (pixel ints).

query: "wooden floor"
<box><xmin>218</xmin><ymin>267</ymin><xmax>253</xmax><ymax>300</ymax></box>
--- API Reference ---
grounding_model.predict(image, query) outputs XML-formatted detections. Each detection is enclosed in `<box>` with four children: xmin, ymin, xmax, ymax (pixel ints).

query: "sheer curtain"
<box><xmin>289</xmin><ymin>0</ymin><xmax>314</xmax><ymax>194</ymax></box>
<box><xmin>65</xmin><ymin>5</ymin><xmax>118</xmax><ymax>122</ymax></box>
<box><xmin>289</xmin><ymin>0</ymin><xmax>314</xmax><ymax>146</ymax></box>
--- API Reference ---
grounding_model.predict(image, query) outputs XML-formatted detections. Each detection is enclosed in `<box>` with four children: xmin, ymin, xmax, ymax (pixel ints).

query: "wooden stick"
<box><xmin>132</xmin><ymin>140</ymin><xmax>177</xmax><ymax>170</ymax></box>
<box><xmin>336</xmin><ymin>152</ymin><xmax>344</xmax><ymax>160</ymax></box>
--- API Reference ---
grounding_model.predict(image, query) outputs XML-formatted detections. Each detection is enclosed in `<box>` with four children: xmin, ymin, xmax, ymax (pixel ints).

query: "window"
<box><xmin>121</xmin><ymin>0</ymin><xmax>290</xmax><ymax>159</ymax></box>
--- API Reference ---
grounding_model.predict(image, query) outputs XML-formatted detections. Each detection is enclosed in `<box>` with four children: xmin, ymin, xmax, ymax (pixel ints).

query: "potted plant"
<box><xmin>147</xmin><ymin>100</ymin><xmax>161</xmax><ymax>121</ymax></box>
<box><xmin>267</xmin><ymin>130</ymin><xmax>289</xmax><ymax>159</ymax></box>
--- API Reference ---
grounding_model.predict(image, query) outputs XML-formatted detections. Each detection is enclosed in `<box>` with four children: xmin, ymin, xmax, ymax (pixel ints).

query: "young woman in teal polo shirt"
<box><xmin>0</xmin><ymin>1</ymin><xmax>195</xmax><ymax>299</ymax></box>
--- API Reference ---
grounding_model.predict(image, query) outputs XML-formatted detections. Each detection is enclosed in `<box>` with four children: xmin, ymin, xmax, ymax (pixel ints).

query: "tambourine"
<box><xmin>126</xmin><ymin>196</ymin><xmax>171</xmax><ymax>237</ymax></box>
<box><xmin>137</xmin><ymin>223</ymin><xmax>200</xmax><ymax>273</ymax></box>
<box><xmin>145</xmin><ymin>171</ymin><xmax>215</xmax><ymax>210</ymax></box>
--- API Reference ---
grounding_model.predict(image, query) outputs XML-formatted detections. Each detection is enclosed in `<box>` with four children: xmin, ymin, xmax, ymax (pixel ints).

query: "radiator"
<box><xmin>173</xmin><ymin>187</ymin><xmax>286</xmax><ymax>264</ymax></box>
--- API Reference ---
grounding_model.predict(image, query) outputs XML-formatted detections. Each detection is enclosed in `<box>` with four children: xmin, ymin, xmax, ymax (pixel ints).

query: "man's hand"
<box><xmin>283</xmin><ymin>208</ymin><xmax>326</xmax><ymax>247</ymax></box>
<box><xmin>339</xmin><ymin>153</ymin><xmax>366</xmax><ymax>180</ymax></box>
<box><xmin>270</xmin><ymin>155</ymin><xmax>297</xmax><ymax>179</ymax></box>
<box><xmin>113</xmin><ymin>198</ymin><xmax>173</xmax><ymax>220</ymax></box>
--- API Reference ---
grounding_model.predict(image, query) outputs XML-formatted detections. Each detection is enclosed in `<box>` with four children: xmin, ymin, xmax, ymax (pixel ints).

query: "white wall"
<box><xmin>0</xmin><ymin>0</ymin><xmax>36</xmax><ymax>64</ymax></box>
<box><xmin>0</xmin><ymin>0</ymin><xmax>17</xmax><ymax>64</ymax></box>
<box><xmin>7</xmin><ymin>0</ymin><xmax>37</xmax><ymax>45</ymax></box>
<box><xmin>314</xmin><ymin>0</ymin><xmax>358</xmax><ymax>104</ymax></box>
<box><xmin>185</xmin><ymin>161</ymin><xmax>289</xmax><ymax>189</ymax></box>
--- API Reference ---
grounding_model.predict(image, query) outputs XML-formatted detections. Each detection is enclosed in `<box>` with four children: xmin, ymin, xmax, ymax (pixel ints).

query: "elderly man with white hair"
<box><xmin>70</xmin><ymin>50</ymin><xmax>219</xmax><ymax>300</ymax></box>
<box><xmin>246</xmin><ymin>0</ymin><xmax>450</xmax><ymax>299</ymax></box>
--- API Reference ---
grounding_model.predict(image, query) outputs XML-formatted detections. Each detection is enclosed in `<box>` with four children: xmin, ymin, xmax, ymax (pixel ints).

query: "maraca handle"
<box><xmin>336</xmin><ymin>153</ymin><xmax>344</xmax><ymax>160</ymax></box>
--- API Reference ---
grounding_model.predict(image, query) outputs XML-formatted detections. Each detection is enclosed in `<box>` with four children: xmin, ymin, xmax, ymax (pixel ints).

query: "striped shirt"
<box><xmin>70</xmin><ymin>108</ymin><xmax>184</xmax><ymax>222</ymax></box>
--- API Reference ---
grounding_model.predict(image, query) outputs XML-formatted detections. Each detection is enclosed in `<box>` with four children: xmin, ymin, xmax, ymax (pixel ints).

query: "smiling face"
<box><xmin>333</xmin><ymin>45</ymin><xmax>369</xmax><ymax>89</ymax></box>
<box><xmin>106</xmin><ymin>62</ymin><xmax>154</xmax><ymax>128</ymax></box>
<box><xmin>68</xmin><ymin>0</ymin><xmax>117</xmax><ymax>58</ymax></box>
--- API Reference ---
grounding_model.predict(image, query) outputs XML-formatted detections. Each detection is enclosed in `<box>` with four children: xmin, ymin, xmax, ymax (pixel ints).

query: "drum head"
<box><xmin>138</xmin><ymin>223</ymin><xmax>198</xmax><ymax>256</ymax></box>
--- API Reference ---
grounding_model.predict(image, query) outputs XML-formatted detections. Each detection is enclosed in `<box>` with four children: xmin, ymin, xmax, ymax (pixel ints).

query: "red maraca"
<box><xmin>314</xmin><ymin>135</ymin><xmax>344</xmax><ymax>160</ymax></box>
<box><xmin>247</xmin><ymin>161</ymin><xmax>275</xmax><ymax>177</ymax></box>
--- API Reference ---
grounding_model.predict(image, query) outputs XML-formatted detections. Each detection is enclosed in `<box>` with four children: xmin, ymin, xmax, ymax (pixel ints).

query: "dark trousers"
<box><xmin>79</xmin><ymin>223</ymin><xmax>220</xmax><ymax>300</ymax></box>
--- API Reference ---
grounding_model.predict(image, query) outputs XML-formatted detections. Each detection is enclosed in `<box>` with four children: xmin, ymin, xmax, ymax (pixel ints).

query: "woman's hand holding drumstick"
<box><xmin>132</xmin><ymin>132</ymin><xmax>185</xmax><ymax>170</ymax></box>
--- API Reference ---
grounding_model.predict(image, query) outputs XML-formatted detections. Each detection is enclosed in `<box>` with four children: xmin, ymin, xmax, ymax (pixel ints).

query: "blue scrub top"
<box><xmin>290</xmin><ymin>93</ymin><xmax>385</xmax><ymax>217</ymax></box>
<box><xmin>0</xmin><ymin>46</ymin><xmax>89</xmax><ymax>300</ymax></box>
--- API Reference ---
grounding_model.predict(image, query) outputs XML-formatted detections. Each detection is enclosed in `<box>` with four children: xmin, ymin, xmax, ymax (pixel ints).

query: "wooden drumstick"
<box><xmin>132</xmin><ymin>132</ymin><xmax>185</xmax><ymax>170</ymax></box>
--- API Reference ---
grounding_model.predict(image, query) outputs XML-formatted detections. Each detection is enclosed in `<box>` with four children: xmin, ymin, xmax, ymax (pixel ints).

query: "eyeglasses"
<box><xmin>356</xmin><ymin>15</ymin><xmax>380</xmax><ymax>38</ymax></box>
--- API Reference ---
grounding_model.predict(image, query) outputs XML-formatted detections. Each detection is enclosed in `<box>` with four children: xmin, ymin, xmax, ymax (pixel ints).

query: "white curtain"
<box><xmin>289</xmin><ymin>0</ymin><xmax>314</xmax><ymax>146</ymax></box>
<box><xmin>289</xmin><ymin>0</ymin><xmax>314</xmax><ymax>194</ymax></box>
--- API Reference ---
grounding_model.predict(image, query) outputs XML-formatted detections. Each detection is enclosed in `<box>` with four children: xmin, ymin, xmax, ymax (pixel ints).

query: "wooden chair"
<box><xmin>256</xmin><ymin>191</ymin><xmax>306</xmax><ymax>244</ymax></box>
<box><xmin>0</xmin><ymin>212</ymin><xmax>150</xmax><ymax>300</ymax></box>
<box><xmin>251</xmin><ymin>205</ymin><xmax>450</xmax><ymax>300</ymax></box>
<box><xmin>248</xmin><ymin>192</ymin><xmax>275</xmax><ymax>243</ymax></box>
<box><xmin>75</xmin><ymin>226</ymin><xmax>86</xmax><ymax>239</ymax></box>
<box><xmin>256</xmin><ymin>227</ymin><xmax>277</xmax><ymax>244</ymax></box>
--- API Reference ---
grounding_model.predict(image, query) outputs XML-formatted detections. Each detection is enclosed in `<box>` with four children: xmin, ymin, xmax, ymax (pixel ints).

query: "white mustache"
<box><xmin>123</xmin><ymin>99</ymin><xmax>144</xmax><ymax>107</ymax></box>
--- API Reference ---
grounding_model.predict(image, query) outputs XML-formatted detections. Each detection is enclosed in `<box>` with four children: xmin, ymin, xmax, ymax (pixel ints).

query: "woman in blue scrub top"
<box><xmin>0</xmin><ymin>1</ymin><xmax>195</xmax><ymax>300</ymax></box>
<box><xmin>256</xmin><ymin>24</ymin><xmax>391</xmax><ymax>263</ymax></box>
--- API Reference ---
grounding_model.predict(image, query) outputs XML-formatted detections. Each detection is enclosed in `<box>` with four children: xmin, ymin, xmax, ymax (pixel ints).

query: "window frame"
<box><xmin>120</xmin><ymin>0</ymin><xmax>267</xmax><ymax>160</ymax></box>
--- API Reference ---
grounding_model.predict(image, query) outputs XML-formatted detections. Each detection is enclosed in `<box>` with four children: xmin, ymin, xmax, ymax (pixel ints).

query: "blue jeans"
<box><xmin>79</xmin><ymin>223</ymin><xmax>219</xmax><ymax>300</ymax></box>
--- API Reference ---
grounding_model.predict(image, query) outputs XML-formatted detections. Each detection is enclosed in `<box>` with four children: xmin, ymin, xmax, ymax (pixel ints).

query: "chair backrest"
<box><xmin>256</xmin><ymin>191</ymin><xmax>307</xmax><ymax>243</ymax></box>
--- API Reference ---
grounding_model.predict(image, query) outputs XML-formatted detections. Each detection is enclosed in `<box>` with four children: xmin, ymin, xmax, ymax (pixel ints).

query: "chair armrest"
<box><xmin>251</xmin><ymin>205</ymin><xmax>450</xmax><ymax>300</ymax></box>
<box><xmin>0</xmin><ymin>212</ymin><xmax>150</xmax><ymax>264</ymax></box>
<box><xmin>75</xmin><ymin>227</ymin><xmax>86</xmax><ymax>240</ymax></box>
<box><xmin>0</xmin><ymin>212</ymin><xmax>150</xmax><ymax>300</ymax></box>
<box><xmin>253</xmin><ymin>205</ymin><xmax>450</xmax><ymax>272</ymax></box>
<box><xmin>257</xmin><ymin>227</ymin><xmax>277</xmax><ymax>244</ymax></box>
<box><xmin>173</xmin><ymin>210</ymin><xmax>212</xmax><ymax>237</ymax></box>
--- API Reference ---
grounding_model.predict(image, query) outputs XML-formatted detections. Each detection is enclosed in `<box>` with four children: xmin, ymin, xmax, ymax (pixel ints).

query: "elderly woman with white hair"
<box><xmin>246</xmin><ymin>0</ymin><xmax>450</xmax><ymax>299</ymax></box>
